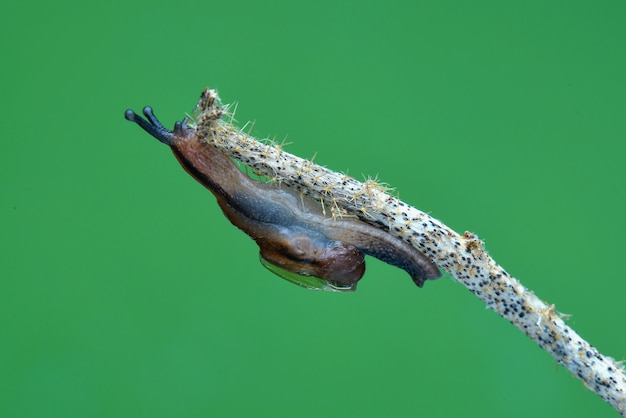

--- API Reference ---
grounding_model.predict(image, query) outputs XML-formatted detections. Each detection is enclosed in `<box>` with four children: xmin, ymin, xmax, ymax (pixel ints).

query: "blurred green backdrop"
<box><xmin>2</xmin><ymin>0</ymin><xmax>625</xmax><ymax>417</ymax></box>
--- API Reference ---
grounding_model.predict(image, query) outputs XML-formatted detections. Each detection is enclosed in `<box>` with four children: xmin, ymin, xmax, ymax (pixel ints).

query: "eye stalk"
<box><xmin>124</xmin><ymin>106</ymin><xmax>189</xmax><ymax>146</ymax></box>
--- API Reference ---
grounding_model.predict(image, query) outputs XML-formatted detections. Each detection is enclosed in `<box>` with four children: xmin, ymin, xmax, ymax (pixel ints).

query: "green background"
<box><xmin>2</xmin><ymin>1</ymin><xmax>625</xmax><ymax>417</ymax></box>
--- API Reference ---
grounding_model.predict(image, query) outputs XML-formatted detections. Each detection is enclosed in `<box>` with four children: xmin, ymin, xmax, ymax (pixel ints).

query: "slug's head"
<box><xmin>124</xmin><ymin>107</ymin><xmax>190</xmax><ymax>146</ymax></box>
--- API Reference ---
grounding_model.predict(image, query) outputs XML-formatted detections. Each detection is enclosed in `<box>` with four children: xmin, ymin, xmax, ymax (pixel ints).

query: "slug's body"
<box><xmin>125</xmin><ymin>105</ymin><xmax>440</xmax><ymax>291</ymax></box>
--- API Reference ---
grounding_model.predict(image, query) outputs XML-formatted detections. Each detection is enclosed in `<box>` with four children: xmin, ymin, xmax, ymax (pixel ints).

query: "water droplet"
<box><xmin>259</xmin><ymin>255</ymin><xmax>356</xmax><ymax>292</ymax></box>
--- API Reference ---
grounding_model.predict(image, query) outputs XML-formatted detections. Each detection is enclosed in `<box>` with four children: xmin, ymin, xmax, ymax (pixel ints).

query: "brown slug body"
<box><xmin>124</xmin><ymin>106</ymin><xmax>440</xmax><ymax>291</ymax></box>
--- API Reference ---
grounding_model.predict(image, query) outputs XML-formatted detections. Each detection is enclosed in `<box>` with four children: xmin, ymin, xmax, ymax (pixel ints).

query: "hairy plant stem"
<box><xmin>190</xmin><ymin>88</ymin><xmax>625</xmax><ymax>415</ymax></box>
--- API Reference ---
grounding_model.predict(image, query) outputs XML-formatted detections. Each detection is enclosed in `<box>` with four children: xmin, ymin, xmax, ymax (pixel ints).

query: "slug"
<box><xmin>124</xmin><ymin>104</ymin><xmax>440</xmax><ymax>291</ymax></box>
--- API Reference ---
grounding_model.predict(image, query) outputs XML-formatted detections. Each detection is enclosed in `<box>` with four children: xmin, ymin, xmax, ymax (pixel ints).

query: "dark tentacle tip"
<box><xmin>124</xmin><ymin>109</ymin><xmax>138</xmax><ymax>122</ymax></box>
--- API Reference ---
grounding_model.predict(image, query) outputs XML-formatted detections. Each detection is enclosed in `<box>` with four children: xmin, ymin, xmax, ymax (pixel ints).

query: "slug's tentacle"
<box><xmin>124</xmin><ymin>107</ymin><xmax>179</xmax><ymax>146</ymax></box>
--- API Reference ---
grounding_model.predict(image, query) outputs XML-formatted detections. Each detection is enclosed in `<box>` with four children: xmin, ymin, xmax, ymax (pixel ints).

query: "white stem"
<box><xmin>193</xmin><ymin>89</ymin><xmax>626</xmax><ymax>416</ymax></box>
